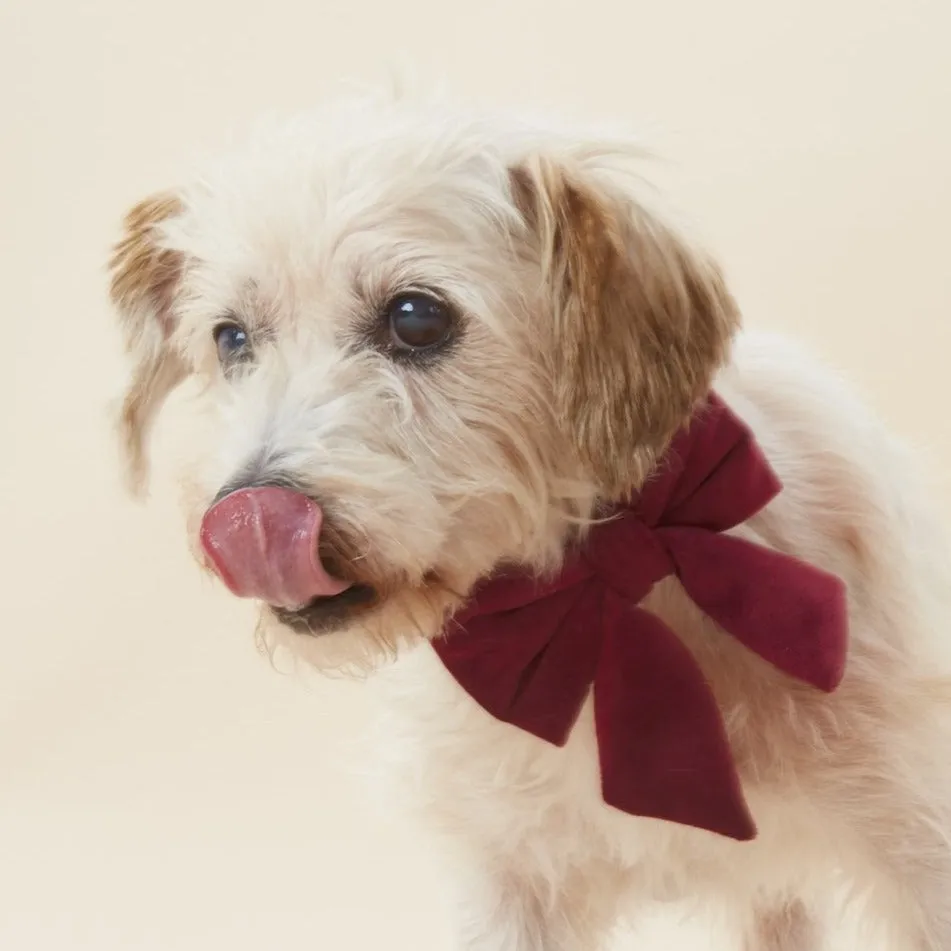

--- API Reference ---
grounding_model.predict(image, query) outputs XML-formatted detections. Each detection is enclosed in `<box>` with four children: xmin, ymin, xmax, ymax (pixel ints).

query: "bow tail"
<box><xmin>594</xmin><ymin>598</ymin><xmax>756</xmax><ymax>841</ymax></box>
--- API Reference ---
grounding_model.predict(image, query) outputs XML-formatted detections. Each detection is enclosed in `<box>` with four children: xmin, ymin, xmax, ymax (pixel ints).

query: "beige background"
<box><xmin>2</xmin><ymin>0</ymin><xmax>950</xmax><ymax>948</ymax></box>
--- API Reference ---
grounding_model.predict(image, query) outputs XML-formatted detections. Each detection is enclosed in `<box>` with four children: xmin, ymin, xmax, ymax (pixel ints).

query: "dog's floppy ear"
<box><xmin>109</xmin><ymin>192</ymin><xmax>188</xmax><ymax>496</ymax></box>
<box><xmin>510</xmin><ymin>156</ymin><xmax>740</xmax><ymax>498</ymax></box>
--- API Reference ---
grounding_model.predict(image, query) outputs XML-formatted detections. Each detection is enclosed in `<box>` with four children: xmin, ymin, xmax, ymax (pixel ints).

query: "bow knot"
<box><xmin>583</xmin><ymin>517</ymin><xmax>672</xmax><ymax>602</ymax></box>
<box><xmin>432</xmin><ymin>395</ymin><xmax>849</xmax><ymax>841</ymax></box>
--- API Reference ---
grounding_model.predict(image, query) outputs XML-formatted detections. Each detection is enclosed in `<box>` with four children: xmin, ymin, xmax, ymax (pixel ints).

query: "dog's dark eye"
<box><xmin>386</xmin><ymin>293</ymin><xmax>453</xmax><ymax>351</ymax></box>
<box><xmin>213</xmin><ymin>322</ymin><xmax>251</xmax><ymax>367</ymax></box>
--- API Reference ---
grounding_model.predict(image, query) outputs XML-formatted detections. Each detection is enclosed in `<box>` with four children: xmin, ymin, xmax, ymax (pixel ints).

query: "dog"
<box><xmin>108</xmin><ymin>87</ymin><xmax>951</xmax><ymax>949</ymax></box>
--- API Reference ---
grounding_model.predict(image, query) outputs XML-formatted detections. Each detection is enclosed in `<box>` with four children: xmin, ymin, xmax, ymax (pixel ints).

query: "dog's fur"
<box><xmin>109</xmin><ymin>88</ymin><xmax>951</xmax><ymax>949</ymax></box>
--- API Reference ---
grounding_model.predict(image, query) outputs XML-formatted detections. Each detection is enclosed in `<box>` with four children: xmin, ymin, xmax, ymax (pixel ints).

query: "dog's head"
<box><xmin>109</xmin><ymin>93</ymin><xmax>739</xmax><ymax>670</ymax></box>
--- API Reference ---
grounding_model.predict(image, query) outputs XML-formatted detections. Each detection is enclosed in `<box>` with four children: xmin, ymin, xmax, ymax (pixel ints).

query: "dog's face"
<box><xmin>109</xmin><ymin>93</ymin><xmax>739</xmax><ymax>669</ymax></box>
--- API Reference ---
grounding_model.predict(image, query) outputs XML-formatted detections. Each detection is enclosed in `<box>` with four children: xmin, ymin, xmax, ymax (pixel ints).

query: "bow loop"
<box><xmin>434</xmin><ymin>582</ymin><xmax>604</xmax><ymax>746</ymax></box>
<box><xmin>639</xmin><ymin>395</ymin><xmax>782</xmax><ymax>531</ymax></box>
<box><xmin>662</xmin><ymin>528</ymin><xmax>847</xmax><ymax>691</ymax></box>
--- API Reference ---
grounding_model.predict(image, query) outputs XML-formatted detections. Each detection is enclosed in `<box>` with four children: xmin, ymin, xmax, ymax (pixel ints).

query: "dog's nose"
<box><xmin>199</xmin><ymin>486</ymin><xmax>352</xmax><ymax>609</ymax></box>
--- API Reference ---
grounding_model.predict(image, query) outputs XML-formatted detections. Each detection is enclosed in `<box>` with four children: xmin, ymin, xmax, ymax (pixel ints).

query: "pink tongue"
<box><xmin>199</xmin><ymin>486</ymin><xmax>352</xmax><ymax>610</ymax></box>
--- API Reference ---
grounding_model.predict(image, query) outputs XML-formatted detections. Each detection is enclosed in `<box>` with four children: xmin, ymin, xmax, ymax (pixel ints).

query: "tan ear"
<box><xmin>108</xmin><ymin>192</ymin><xmax>188</xmax><ymax>496</ymax></box>
<box><xmin>511</xmin><ymin>157</ymin><xmax>740</xmax><ymax>498</ymax></box>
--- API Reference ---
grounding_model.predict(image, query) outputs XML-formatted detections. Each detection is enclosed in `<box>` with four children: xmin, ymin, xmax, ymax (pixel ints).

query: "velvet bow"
<box><xmin>431</xmin><ymin>394</ymin><xmax>848</xmax><ymax>840</ymax></box>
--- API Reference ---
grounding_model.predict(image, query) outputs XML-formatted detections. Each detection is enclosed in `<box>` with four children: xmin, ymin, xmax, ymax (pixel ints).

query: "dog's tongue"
<box><xmin>199</xmin><ymin>486</ymin><xmax>351</xmax><ymax>609</ymax></box>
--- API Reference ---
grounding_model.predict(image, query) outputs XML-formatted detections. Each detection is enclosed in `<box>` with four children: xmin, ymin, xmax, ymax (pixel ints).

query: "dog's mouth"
<box><xmin>269</xmin><ymin>583</ymin><xmax>380</xmax><ymax>635</ymax></box>
<box><xmin>198</xmin><ymin>485</ymin><xmax>382</xmax><ymax>635</ymax></box>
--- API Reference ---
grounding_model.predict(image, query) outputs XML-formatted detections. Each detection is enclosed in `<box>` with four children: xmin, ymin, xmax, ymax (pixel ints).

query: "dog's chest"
<box><xmin>371</xmin><ymin>640</ymin><xmax>740</xmax><ymax>898</ymax></box>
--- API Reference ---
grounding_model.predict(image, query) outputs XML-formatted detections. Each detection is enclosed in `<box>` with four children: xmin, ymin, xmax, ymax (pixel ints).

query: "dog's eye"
<box><xmin>213</xmin><ymin>322</ymin><xmax>251</xmax><ymax>368</ymax></box>
<box><xmin>386</xmin><ymin>293</ymin><xmax>453</xmax><ymax>351</ymax></box>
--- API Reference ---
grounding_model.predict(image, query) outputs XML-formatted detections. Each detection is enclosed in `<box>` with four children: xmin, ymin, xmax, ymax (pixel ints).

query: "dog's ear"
<box><xmin>510</xmin><ymin>156</ymin><xmax>740</xmax><ymax>498</ymax></box>
<box><xmin>109</xmin><ymin>192</ymin><xmax>188</xmax><ymax>496</ymax></box>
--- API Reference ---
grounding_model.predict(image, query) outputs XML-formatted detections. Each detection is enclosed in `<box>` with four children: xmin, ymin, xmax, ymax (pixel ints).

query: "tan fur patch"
<box><xmin>109</xmin><ymin>193</ymin><xmax>183</xmax><ymax>330</ymax></box>
<box><xmin>746</xmin><ymin>900</ymin><xmax>815</xmax><ymax>951</ymax></box>
<box><xmin>511</xmin><ymin>159</ymin><xmax>740</xmax><ymax>498</ymax></box>
<box><xmin>108</xmin><ymin>192</ymin><xmax>187</xmax><ymax>494</ymax></box>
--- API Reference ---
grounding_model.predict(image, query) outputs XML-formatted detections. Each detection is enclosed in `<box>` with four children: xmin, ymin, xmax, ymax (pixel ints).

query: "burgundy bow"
<box><xmin>431</xmin><ymin>395</ymin><xmax>848</xmax><ymax>840</ymax></box>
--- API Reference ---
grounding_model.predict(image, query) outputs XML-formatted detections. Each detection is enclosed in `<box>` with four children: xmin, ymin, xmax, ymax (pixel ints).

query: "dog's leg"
<box><xmin>743</xmin><ymin>900</ymin><xmax>819</xmax><ymax>951</ymax></box>
<box><xmin>450</xmin><ymin>858</ymin><xmax>624</xmax><ymax>951</ymax></box>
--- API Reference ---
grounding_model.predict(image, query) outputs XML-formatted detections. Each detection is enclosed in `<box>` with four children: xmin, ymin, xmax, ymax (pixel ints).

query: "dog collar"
<box><xmin>431</xmin><ymin>394</ymin><xmax>848</xmax><ymax>840</ymax></box>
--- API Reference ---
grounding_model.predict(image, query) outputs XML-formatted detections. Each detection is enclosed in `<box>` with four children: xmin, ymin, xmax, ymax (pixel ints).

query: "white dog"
<box><xmin>109</xmin><ymin>88</ymin><xmax>951</xmax><ymax>949</ymax></box>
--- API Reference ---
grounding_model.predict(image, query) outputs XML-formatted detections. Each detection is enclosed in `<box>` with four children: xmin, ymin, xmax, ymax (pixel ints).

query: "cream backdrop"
<box><xmin>2</xmin><ymin>1</ymin><xmax>949</xmax><ymax>949</ymax></box>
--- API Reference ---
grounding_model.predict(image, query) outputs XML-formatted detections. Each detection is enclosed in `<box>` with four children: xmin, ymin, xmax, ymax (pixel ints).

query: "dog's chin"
<box><xmin>257</xmin><ymin>571</ymin><xmax>464</xmax><ymax>674</ymax></box>
<box><xmin>268</xmin><ymin>583</ymin><xmax>380</xmax><ymax>636</ymax></box>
